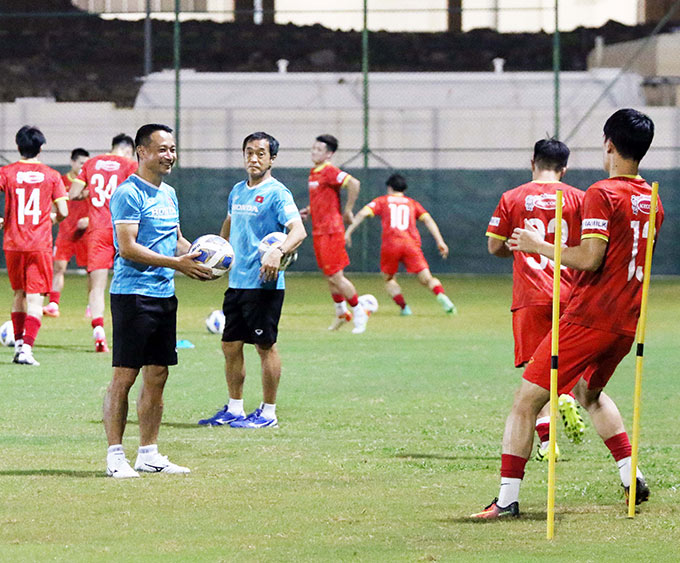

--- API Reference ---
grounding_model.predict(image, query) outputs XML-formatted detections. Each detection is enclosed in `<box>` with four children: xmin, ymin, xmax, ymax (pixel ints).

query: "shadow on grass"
<box><xmin>445</xmin><ymin>511</ymin><xmax>550</xmax><ymax>523</ymax></box>
<box><xmin>396</xmin><ymin>453</ymin><xmax>497</xmax><ymax>461</ymax></box>
<box><xmin>0</xmin><ymin>469</ymin><xmax>103</xmax><ymax>478</ymax></box>
<box><xmin>36</xmin><ymin>344</ymin><xmax>93</xmax><ymax>352</ymax></box>
<box><xmin>87</xmin><ymin>419</ymin><xmax>201</xmax><ymax>429</ymax></box>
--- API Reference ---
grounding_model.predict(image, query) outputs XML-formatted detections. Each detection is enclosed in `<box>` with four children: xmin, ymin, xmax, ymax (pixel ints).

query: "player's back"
<box><xmin>77</xmin><ymin>154</ymin><xmax>137</xmax><ymax>231</ymax></box>
<box><xmin>0</xmin><ymin>160</ymin><xmax>67</xmax><ymax>251</ymax></box>
<box><xmin>487</xmin><ymin>181</ymin><xmax>584</xmax><ymax>310</ymax></box>
<box><xmin>563</xmin><ymin>176</ymin><xmax>664</xmax><ymax>336</ymax></box>
<box><xmin>368</xmin><ymin>193</ymin><xmax>427</xmax><ymax>247</ymax></box>
<box><xmin>308</xmin><ymin>163</ymin><xmax>347</xmax><ymax>235</ymax></box>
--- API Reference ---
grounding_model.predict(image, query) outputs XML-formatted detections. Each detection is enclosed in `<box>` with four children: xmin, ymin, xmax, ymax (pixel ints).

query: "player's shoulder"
<box><xmin>267</xmin><ymin>176</ymin><xmax>292</xmax><ymax>194</ymax></box>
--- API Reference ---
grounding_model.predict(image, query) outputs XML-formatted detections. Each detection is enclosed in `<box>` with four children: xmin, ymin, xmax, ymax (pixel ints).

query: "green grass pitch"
<box><xmin>0</xmin><ymin>273</ymin><xmax>678</xmax><ymax>561</ymax></box>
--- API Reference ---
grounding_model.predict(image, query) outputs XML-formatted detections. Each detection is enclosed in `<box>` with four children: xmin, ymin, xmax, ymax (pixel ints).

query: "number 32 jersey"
<box><xmin>76</xmin><ymin>154</ymin><xmax>137</xmax><ymax>231</ymax></box>
<box><xmin>0</xmin><ymin>160</ymin><xmax>67</xmax><ymax>251</ymax></box>
<box><xmin>486</xmin><ymin>181</ymin><xmax>585</xmax><ymax>311</ymax></box>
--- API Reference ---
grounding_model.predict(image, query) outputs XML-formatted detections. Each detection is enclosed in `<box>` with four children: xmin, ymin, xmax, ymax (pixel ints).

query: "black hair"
<box><xmin>316</xmin><ymin>134</ymin><xmax>339</xmax><ymax>153</ymax></box>
<box><xmin>111</xmin><ymin>133</ymin><xmax>134</xmax><ymax>149</ymax></box>
<box><xmin>603</xmin><ymin>108</ymin><xmax>654</xmax><ymax>162</ymax></box>
<box><xmin>70</xmin><ymin>147</ymin><xmax>89</xmax><ymax>160</ymax></box>
<box><xmin>386</xmin><ymin>173</ymin><xmax>408</xmax><ymax>192</ymax></box>
<box><xmin>16</xmin><ymin>125</ymin><xmax>46</xmax><ymax>159</ymax></box>
<box><xmin>533</xmin><ymin>138</ymin><xmax>570</xmax><ymax>171</ymax></box>
<box><xmin>242</xmin><ymin>131</ymin><xmax>279</xmax><ymax>157</ymax></box>
<box><xmin>134</xmin><ymin>124</ymin><xmax>173</xmax><ymax>148</ymax></box>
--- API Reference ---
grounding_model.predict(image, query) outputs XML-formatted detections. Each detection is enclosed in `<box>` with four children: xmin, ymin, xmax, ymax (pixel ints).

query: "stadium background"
<box><xmin>0</xmin><ymin>0</ymin><xmax>678</xmax><ymax>274</ymax></box>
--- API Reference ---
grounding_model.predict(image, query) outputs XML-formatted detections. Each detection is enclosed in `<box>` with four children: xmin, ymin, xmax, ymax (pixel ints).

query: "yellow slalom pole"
<box><xmin>547</xmin><ymin>189</ymin><xmax>563</xmax><ymax>540</ymax></box>
<box><xmin>628</xmin><ymin>181</ymin><xmax>659</xmax><ymax>517</ymax></box>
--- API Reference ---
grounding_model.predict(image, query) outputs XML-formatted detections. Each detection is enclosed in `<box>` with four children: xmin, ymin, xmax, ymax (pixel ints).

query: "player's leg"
<box><xmin>383</xmin><ymin>273</ymin><xmax>411</xmax><ymax>315</ymax></box>
<box><xmin>16</xmin><ymin>293</ymin><xmax>44</xmax><ymax>366</ymax></box>
<box><xmin>10</xmin><ymin>289</ymin><xmax>27</xmax><ymax>361</ymax></box>
<box><xmin>326</xmin><ymin>274</ymin><xmax>352</xmax><ymax>329</ymax></box>
<box><xmin>415</xmin><ymin>267</ymin><xmax>456</xmax><ymax>314</ymax></box>
<box><xmin>533</xmin><ymin>401</ymin><xmax>561</xmax><ymax>462</ymax></box>
<box><xmin>327</xmin><ymin>270</ymin><xmax>369</xmax><ymax>334</ymax></box>
<box><xmin>89</xmin><ymin>268</ymin><xmax>110</xmax><ymax>352</ymax></box>
<box><xmin>103</xmin><ymin>366</ymin><xmax>140</xmax><ymax>478</ymax></box>
<box><xmin>44</xmin><ymin>259</ymin><xmax>68</xmax><ymax>317</ymax></box>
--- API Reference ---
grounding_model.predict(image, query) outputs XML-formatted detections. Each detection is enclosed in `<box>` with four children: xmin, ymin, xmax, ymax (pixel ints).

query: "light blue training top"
<box><xmin>227</xmin><ymin>176</ymin><xmax>300</xmax><ymax>290</ymax></box>
<box><xmin>110</xmin><ymin>174</ymin><xmax>180</xmax><ymax>298</ymax></box>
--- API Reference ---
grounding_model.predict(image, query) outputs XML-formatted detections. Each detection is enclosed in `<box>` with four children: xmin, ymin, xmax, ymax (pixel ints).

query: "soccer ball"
<box><xmin>190</xmin><ymin>234</ymin><xmax>234</xmax><ymax>279</ymax></box>
<box><xmin>205</xmin><ymin>309</ymin><xmax>225</xmax><ymax>334</ymax></box>
<box><xmin>359</xmin><ymin>294</ymin><xmax>379</xmax><ymax>314</ymax></box>
<box><xmin>0</xmin><ymin>320</ymin><xmax>15</xmax><ymax>347</ymax></box>
<box><xmin>258</xmin><ymin>231</ymin><xmax>297</xmax><ymax>271</ymax></box>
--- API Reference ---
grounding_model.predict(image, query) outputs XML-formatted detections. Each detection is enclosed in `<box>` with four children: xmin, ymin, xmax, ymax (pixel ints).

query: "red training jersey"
<box><xmin>76</xmin><ymin>154</ymin><xmax>137</xmax><ymax>231</ymax></box>
<box><xmin>308</xmin><ymin>162</ymin><xmax>351</xmax><ymax>235</ymax></box>
<box><xmin>562</xmin><ymin>176</ymin><xmax>664</xmax><ymax>337</ymax></box>
<box><xmin>0</xmin><ymin>160</ymin><xmax>67</xmax><ymax>251</ymax></box>
<box><xmin>366</xmin><ymin>193</ymin><xmax>428</xmax><ymax>249</ymax></box>
<box><xmin>486</xmin><ymin>181</ymin><xmax>585</xmax><ymax>311</ymax></box>
<box><xmin>58</xmin><ymin>171</ymin><xmax>90</xmax><ymax>240</ymax></box>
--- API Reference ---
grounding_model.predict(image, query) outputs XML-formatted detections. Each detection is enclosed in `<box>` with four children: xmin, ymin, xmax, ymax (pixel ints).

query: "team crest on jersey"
<box><xmin>255</xmin><ymin>195</ymin><xmax>264</xmax><ymax>203</ymax></box>
<box><xmin>631</xmin><ymin>194</ymin><xmax>651</xmax><ymax>215</ymax></box>
<box><xmin>525</xmin><ymin>193</ymin><xmax>556</xmax><ymax>211</ymax></box>
<box><xmin>16</xmin><ymin>171</ymin><xmax>45</xmax><ymax>184</ymax></box>
<box><xmin>95</xmin><ymin>160</ymin><xmax>122</xmax><ymax>172</ymax></box>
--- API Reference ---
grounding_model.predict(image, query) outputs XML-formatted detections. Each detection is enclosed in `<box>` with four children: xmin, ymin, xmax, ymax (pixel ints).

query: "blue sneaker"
<box><xmin>400</xmin><ymin>305</ymin><xmax>413</xmax><ymax>316</ymax></box>
<box><xmin>198</xmin><ymin>405</ymin><xmax>245</xmax><ymax>426</ymax></box>
<box><xmin>229</xmin><ymin>408</ymin><xmax>278</xmax><ymax>429</ymax></box>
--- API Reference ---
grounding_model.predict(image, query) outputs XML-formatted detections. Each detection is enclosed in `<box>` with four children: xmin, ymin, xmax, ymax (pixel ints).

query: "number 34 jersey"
<box><xmin>366</xmin><ymin>194</ymin><xmax>429</xmax><ymax>250</ymax></box>
<box><xmin>0</xmin><ymin>160</ymin><xmax>67</xmax><ymax>251</ymax></box>
<box><xmin>486</xmin><ymin>181</ymin><xmax>585</xmax><ymax>311</ymax></box>
<box><xmin>76</xmin><ymin>154</ymin><xmax>138</xmax><ymax>231</ymax></box>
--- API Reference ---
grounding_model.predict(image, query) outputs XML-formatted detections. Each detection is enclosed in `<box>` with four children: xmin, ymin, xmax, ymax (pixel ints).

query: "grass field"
<box><xmin>0</xmin><ymin>272</ymin><xmax>678</xmax><ymax>562</ymax></box>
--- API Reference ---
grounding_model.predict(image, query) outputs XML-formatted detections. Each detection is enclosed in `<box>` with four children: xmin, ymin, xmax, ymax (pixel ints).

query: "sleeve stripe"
<box><xmin>486</xmin><ymin>232</ymin><xmax>508</xmax><ymax>241</ymax></box>
<box><xmin>417</xmin><ymin>212</ymin><xmax>430</xmax><ymax>221</ymax></box>
<box><xmin>582</xmin><ymin>233</ymin><xmax>608</xmax><ymax>242</ymax></box>
<box><xmin>340</xmin><ymin>175</ymin><xmax>352</xmax><ymax>188</ymax></box>
<box><xmin>53</xmin><ymin>196</ymin><xmax>68</xmax><ymax>203</ymax></box>
<box><xmin>364</xmin><ymin>206</ymin><xmax>375</xmax><ymax>217</ymax></box>
<box><xmin>114</xmin><ymin>219</ymin><xmax>140</xmax><ymax>224</ymax></box>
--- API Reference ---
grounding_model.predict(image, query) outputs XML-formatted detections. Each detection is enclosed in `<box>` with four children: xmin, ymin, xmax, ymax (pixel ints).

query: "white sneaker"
<box><xmin>328</xmin><ymin>311</ymin><xmax>352</xmax><ymax>331</ymax></box>
<box><xmin>14</xmin><ymin>349</ymin><xmax>40</xmax><ymax>366</ymax></box>
<box><xmin>134</xmin><ymin>452</ymin><xmax>190</xmax><ymax>474</ymax></box>
<box><xmin>351</xmin><ymin>305</ymin><xmax>369</xmax><ymax>334</ymax></box>
<box><xmin>106</xmin><ymin>455</ymin><xmax>140</xmax><ymax>479</ymax></box>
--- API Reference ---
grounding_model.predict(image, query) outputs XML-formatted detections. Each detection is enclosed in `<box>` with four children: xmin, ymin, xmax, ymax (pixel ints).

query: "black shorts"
<box><xmin>111</xmin><ymin>293</ymin><xmax>178</xmax><ymax>369</ymax></box>
<box><xmin>222</xmin><ymin>288</ymin><xmax>285</xmax><ymax>346</ymax></box>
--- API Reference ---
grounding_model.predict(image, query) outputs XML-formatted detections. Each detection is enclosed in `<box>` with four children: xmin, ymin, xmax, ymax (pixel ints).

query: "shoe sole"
<box><xmin>106</xmin><ymin>468</ymin><xmax>139</xmax><ymax>479</ymax></box>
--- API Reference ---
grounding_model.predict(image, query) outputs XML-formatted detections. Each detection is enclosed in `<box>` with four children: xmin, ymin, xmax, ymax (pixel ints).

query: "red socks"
<box><xmin>535</xmin><ymin>421</ymin><xmax>550</xmax><ymax>443</ymax></box>
<box><xmin>23</xmin><ymin>315</ymin><xmax>41</xmax><ymax>347</ymax></box>
<box><xmin>49</xmin><ymin>291</ymin><xmax>61</xmax><ymax>304</ymax></box>
<box><xmin>347</xmin><ymin>294</ymin><xmax>359</xmax><ymax>308</ymax></box>
<box><xmin>604</xmin><ymin>432</ymin><xmax>632</xmax><ymax>462</ymax></box>
<box><xmin>11</xmin><ymin>312</ymin><xmax>26</xmax><ymax>341</ymax></box>
<box><xmin>500</xmin><ymin>454</ymin><xmax>528</xmax><ymax>479</ymax></box>
<box><xmin>432</xmin><ymin>284</ymin><xmax>444</xmax><ymax>296</ymax></box>
<box><xmin>331</xmin><ymin>293</ymin><xmax>345</xmax><ymax>304</ymax></box>
<box><xmin>92</xmin><ymin>317</ymin><xmax>104</xmax><ymax>329</ymax></box>
<box><xmin>392</xmin><ymin>294</ymin><xmax>407</xmax><ymax>309</ymax></box>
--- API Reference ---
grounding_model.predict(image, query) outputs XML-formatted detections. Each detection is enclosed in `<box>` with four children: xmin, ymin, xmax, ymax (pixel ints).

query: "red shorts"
<box><xmin>512</xmin><ymin>305</ymin><xmax>553</xmax><ymax>367</ymax></box>
<box><xmin>5</xmin><ymin>250</ymin><xmax>53</xmax><ymax>294</ymax></box>
<box><xmin>54</xmin><ymin>230</ymin><xmax>88</xmax><ymax>267</ymax></box>
<box><xmin>523</xmin><ymin>321</ymin><xmax>634</xmax><ymax>395</ymax></box>
<box><xmin>87</xmin><ymin>228</ymin><xmax>115</xmax><ymax>272</ymax></box>
<box><xmin>313</xmin><ymin>232</ymin><xmax>350</xmax><ymax>276</ymax></box>
<box><xmin>380</xmin><ymin>242</ymin><xmax>428</xmax><ymax>276</ymax></box>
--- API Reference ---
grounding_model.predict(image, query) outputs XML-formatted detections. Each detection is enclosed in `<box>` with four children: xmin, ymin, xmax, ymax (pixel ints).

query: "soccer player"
<box><xmin>299</xmin><ymin>134</ymin><xmax>369</xmax><ymax>334</ymax></box>
<box><xmin>104</xmin><ymin>123</ymin><xmax>212</xmax><ymax>479</ymax></box>
<box><xmin>198</xmin><ymin>131</ymin><xmax>306</xmax><ymax>429</ymax></box>
<box><xmin>486</xmin><ymin>139</ymin><xmax>586</xmax><ymax>460</ymax></box>
<box><xmin>43</xmin><ymin>148</ymin><xmax>90</xmax><ymax>318</ymax></box>
<box><xmin>472</xmin><ymin>109</ymin><xmax>664</xmax><ymax>518</ymax></box>
<box><xmin>0</xmin><ymin>126</ymin><xmax>68</xmax><ymax>366</ymax></box>
<box><xmin>69</xmin><ymin>134</ymin><xmax>137</xmax><ymax>352</ymax></box>
<box><xmin>344</xmin><ymin>173</ymin><xmax>456</xmax><ymax>315</ymax></box>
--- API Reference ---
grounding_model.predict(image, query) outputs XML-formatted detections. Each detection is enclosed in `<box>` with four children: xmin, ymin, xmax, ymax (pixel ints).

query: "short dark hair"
<box><xmin>70</xmin><ymin>147</ymin><xmax>89</xmax><ymax>160</ymax></box>
<box><xmin>603</xmin><ymin>108</ymin><xmax>654</xmax><ymax>162</ymax></box>
<box><xmin>112</xmin><ymin>133</ymin><xmax>134</xmax><ymax>149</ymax></box>
<box><xmin>316</xmin><ymin>134</ymin><xmax>338</xmax><ymax>153</ymax></box>
<box><xmin>242</xmin><ymin>131</ymin><xmax>279</xmax><ymax>157</ymax></box>
<box><xmin>386</xmin><ymin>173</ymin><xmax>408</xmax><ymax>192</ymax></box>
<box><xmin>533</xmin><ymin>138</ymin><xmax>570</xmax><ymax>171</ymax></box>
<box><xmin>134</xmin><ymin>124</ymin><xmax>173</xmax><ymax>148</ymax></box>
<box><xmin>16</xmin><ymin>125</ymin><xmax>46</xmax><ymax>159</ymax></box>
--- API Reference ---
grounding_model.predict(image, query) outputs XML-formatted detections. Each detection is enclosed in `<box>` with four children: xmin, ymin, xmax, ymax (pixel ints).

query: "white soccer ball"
<box><xmin>359</xmin><ymin>294</ymin><xmax>379</xmax><ymax>314</ymax></box>
<box><xmin>258</xmin><ymin>231</ymin><xmax>297</xmax><ymax>271</ymax></box>
<box><xmin>190</xmin><ymin>234</ymin><xmax>235</xmax><ymax>279</ymax></box>
<box><xmin>0</xmin><ymin>320</ymin><xmax>15</xmax><ymax>347</ymax></box>
<box><xmin>205</xmin><ymin>309</ymin><xmax>225</xmax><ymax>334</ymax></box>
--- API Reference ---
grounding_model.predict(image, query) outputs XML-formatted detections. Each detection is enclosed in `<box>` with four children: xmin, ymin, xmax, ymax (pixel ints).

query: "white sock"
<box><xmin>335</xmin><ymin>301</ymin><xmax>348</xmax><ymax>316</ymax></box>
<box><xmin>93</xmin><ymin>326</ymin><xmax>105</xmax><ymax>341</ymax></box>
<box><xmin>22</xmin><ymin>344</ymin><xmax>33</xmax><ymax>355</ymax></box>
<box><xmin>138</xmin><ymin>444</ymin><xmax>158</xmax><ymax>456</ymax></box>
<box><xmin>353</xmin><ymin>303</ymin><xmax>366</xmax><ymax>316</ymax></box>
<box><xmin>617</xmin><ymin>456</ymin><xmax>644</xmax><ymax>488</ymax></box>
<box><xmin>107</xmin><ymin>444</ymin><xmax>124</xmax><ymax>456</ymax></box>
<box><xmin>228</xmin><ymin>398</ymin><xmax>245</xmax><ymax>416</ymax></box>
<box><xmin>498</xmin><ymin>477</ymin><xmax>522</xmax><ymax>507</ymax></box>
<box><xmin>261</xmin><ymin>403</ymin><xmax>276</xmax><ymax>420</ymax></box>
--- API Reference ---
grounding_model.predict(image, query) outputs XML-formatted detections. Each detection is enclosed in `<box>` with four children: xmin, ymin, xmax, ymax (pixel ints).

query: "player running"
<box><xmin>198</xmin><ymin>132</ymin><xmax>306</xmax><ymax>429</ymax></box>
<box><xmin>344</xmin><ymin>174</ymin><xmax>456</xmax><ymax>315</ymax></box>
<box><xmin>43</xmin><ymin>148</ymin><xmax>90</xmax><ymax>318</ymax></box>
<box><xmin>472</xmin><ymin>109</ymin><xmax>663</xmax><ymax>519</ymax></box>
<box><xmin>486</xmin><ymin>138</ymin><xmax>586</xmax><ymax>460</ymax></box>
<box><xmin>299</xmin><ymin>134</ymin><xmax>370</xmax><ymax>334</ymax></box>
<box><xmin>0</xmin><ymin>126</ymin><xmax>68</xmax><ymax>366</ymax></box>
<box><xmin>69</xmin><ymin>134</ymin><xmax>137</xmax><ymax>352</ymax></box>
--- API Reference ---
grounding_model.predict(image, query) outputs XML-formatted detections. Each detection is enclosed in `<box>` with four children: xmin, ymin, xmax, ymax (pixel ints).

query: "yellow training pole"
<box><xmin>628</xmin><ymin>181</ymin><xmax>659</xmax><ymax>517</ymax></box>
<box><xmin>547</xmin><ymin>189</ymin><xmax>563</xmax><ymax>540</ymax></box>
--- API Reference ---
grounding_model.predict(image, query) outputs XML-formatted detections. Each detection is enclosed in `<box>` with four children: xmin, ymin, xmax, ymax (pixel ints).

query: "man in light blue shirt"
<box><xmin>199</xmin><ymin>132</ymin><xmax>306</xmax><ymax>429</ymax></box>
<box><xmin>104</xmin><ymin>123</ymin><xmax>212</xmax><ymax>479</ymax></box>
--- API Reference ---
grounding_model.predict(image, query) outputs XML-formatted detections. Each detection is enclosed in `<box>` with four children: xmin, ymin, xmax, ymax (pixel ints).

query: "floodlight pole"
<box><xmin>144</xmin><ymin>0</ymin><xmax>152</xmax><ymax>76</ymax></box>
<box><xmin>553</xmin><ymin>0</ymin><xmax>560</xmax><ymax>138</ymax></box>
<box><xmin>361</xmin><ymin>0</ymin><xmax>369</xmax><ymax>271</ymax></box>
<box><xmin>174</xmin><ymin>0</ymin><xmax>181</xmax><ymax>164</ymax></box>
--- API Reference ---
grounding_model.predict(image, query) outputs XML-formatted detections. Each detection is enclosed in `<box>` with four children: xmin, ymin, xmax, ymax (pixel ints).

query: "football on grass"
<box><xmin>0</xmin><ymin>320</ymin><xmax>15</xmax><ymax>347</ymax></box>
<box><xmin>190</xmin><ymin>234</ymin><xmax>234</xmax><ymax>278</ymax></box>
<box><xmin>359</xmin><ymin>294</ymin><xmax>379</xmax><ymax>314</ymax></box>
<box><xmin>258</xmin><ymin>232</ymin><xmax>297</xmax><ymax>271</ymax></box>
<box><xmin>205</xmin><ymin>310</ymin><xmax>225</xmax><ymax>334</ymax></box>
